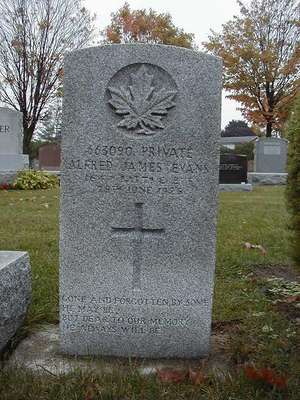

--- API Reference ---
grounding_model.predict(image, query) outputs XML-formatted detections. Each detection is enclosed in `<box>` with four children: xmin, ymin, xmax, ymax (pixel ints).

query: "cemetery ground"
<box><xmin>0</xmin><ymin>187</ymin><xmax>299</xmax><ymax>400</ymax></box>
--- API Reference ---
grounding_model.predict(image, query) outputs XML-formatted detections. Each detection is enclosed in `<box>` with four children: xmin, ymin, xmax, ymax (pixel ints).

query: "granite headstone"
<box><xmin>219</xmin><ymin>154</ymin><xmax>248</xmax><ymax>184</ymax></box>
<box><xmin>254</xmin><ymin>137</ymin><xmax>288</xmax><ymax>173</ymax></box>
<box><xmin>0</xmin><ymin>108</ymin><xmax>24</xmax><ymax>155</ymax></box>
<box><xmin>0</xmin><ymin>251</ymin><xmax>31</xmax><ymax>353</ymax></box>
<box><xmin>0</xmin><ymin>108</ymin><xmax>29</xmax><ymax>181</ymax></box>
<box><xmin>60</xmin><ymin>44</ymin><xmax>222</xmax><ymax>358</ymax></box>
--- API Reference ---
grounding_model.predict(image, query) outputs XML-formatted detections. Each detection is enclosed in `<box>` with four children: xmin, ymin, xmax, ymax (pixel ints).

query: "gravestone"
<box><xmin>39</xmin><ymin>143</ymin><xmax>61</xmax><ymax>170</ymax></box>
<box><xmin>0</xmin><ymin>107</ymin><xmax>29</xmax><ymax>182</ymax></box>
<box><xmin>0</xmin><ymin>108</ymin><xmax>22</xmax><ymax>154</ymax></box>
<box><xmin>60</xmin><ymin>44</ymin><xmax>222</xmax><ymax>358</ymax></box>
<box><xmin>254</xmin><ymin>137</ymin><xmax>288</xmax><ymax>173</ymax></box>
<box><xmin>0</xmin><ymin>251</ymin><xmax>31</xmax><ymax>353</ymax></box>
<box><xmin>219</xmin><ymin>154</ymin><xmax>248</xmax><ymax>184</ymax></box>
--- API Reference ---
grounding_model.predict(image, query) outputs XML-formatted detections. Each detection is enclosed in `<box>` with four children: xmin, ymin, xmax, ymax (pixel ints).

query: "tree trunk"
<box><xmin>266</xmin><ymin>121</ymin><xmax>272</xmax><ymax>137</ymax></box>
<box><xmin>23</xmin><ymin>126</ymin><xmax>34</xmax><ymax>155</ymax></box>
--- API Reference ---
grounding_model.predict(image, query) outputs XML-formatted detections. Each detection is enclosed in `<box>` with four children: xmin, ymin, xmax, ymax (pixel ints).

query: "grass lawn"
<box><xmin>0</xmin><ymin>186</ymin><xmax>299</xmax><ymax>399</ymax></box>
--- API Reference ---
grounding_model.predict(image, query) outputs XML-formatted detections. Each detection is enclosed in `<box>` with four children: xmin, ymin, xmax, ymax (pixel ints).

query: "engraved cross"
<box><xmin>111</xmin><ymin>202</ymin><xmax>165</xmax><ymax>290</ymax></box>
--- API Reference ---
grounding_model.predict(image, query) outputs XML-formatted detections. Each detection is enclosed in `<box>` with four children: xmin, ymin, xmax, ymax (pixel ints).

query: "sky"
<box><xmin>84</xmin><ymin>0</ymin><xmax>243</xmax><ymax>128</ymax></box>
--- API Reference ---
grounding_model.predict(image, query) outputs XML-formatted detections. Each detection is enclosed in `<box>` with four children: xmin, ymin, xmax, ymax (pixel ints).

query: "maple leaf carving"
<box><xmin>108</xmin><ymin>65</ymin><xmax>177</xmax><ymax>135</ymax></box>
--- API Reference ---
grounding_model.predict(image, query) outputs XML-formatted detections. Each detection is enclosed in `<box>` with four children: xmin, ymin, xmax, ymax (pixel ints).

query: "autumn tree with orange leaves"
<box><xmin>102</xmin><ymin>2</ymin><xmax>195</xmax><ymax>49</ymax></box>
<box><xmin>203</xmin><ymin>0</ymin><xmax>300</xmax><ymax>137</ymax></box>
<box><xmin>0</xmin><ymin>0</ymin><xmax>94</xmax><ymax>154</ymax></box>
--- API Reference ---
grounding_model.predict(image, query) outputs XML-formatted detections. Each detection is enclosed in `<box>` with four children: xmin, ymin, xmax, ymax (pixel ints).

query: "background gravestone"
<box><xmin>0</xmin><ymin>107</ymin><xmax>22</xmax><ymax>154</ymax></box>
<box><xmin>60</xmin><ymin>44</ymin><xmax>222</xmax><ymax>358</ymax></box>
<box><xmin>254</xmin><ymin>137</ymin><xmax>288</xmax><ymax>173</ymax></box>
<box><xmin>0</xmin><ymin>107</ymin><xmax>29</xmax><ymax>182</ymax></box>
<box><xmin>39</xmin><ymin>143</ymin><xmax>61</xmax><ymax>171</ymax></box>
<box><xmin>219</xmin><ymin>154</ymin><xmax>248</xmax><ymax>184</ymax></box>
<box><xmin>0</xmin><ymin>251</ymin><xmax>31</xmax><ymax>353</ymax></box>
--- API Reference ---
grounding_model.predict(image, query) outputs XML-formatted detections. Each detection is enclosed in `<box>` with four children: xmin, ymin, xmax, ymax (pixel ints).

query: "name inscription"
<box><xmin>0</xmin><ymin>125</ymin><xmax>10</xmax><ymax>133</ymax></box>
<box><xmin>219</xmin><ymin>163</ymin><xmax>243</xmax><ymax>171</ymax></box>
<box><xmin>64</xmin><ymin>144</ymin><xmax>209</xmax><ymax>196</ymax></box>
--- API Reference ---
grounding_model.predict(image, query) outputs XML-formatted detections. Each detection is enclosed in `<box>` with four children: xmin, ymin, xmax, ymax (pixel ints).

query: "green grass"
<box><xmin>0</xmin><ymin>186</ymin><xmax>299</xmax><ymax>399</ymax></box>
<box><xmin>1</xmin><ymin>367</ymin><xmax>298</xmax><ymax>400</ymax></box>
<box><xmin>0</xmin><ymin>189</ymin><xmax>59</xmax><ymax>326</ymax></box>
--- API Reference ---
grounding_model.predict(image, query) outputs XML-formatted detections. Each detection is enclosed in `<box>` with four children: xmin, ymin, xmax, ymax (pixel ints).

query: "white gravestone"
<box><xmin>0</xmin><ymin>108</ymin><xmax>29</xmax><ymax>181</ymax></box>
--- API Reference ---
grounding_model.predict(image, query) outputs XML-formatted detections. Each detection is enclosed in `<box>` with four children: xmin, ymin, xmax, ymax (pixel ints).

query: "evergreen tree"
<box><xmin>286</xmin><ymin>94</ymin><xmax>300</xmax><ymax>267</ymax></box>
<box><xmin>37</xmin><ymin>100</ymin><xmax>62</xmax><ymax>144</ymax></box>
<box><xmin>221</xmin><ymin>119</ymin><xmax>256</xmax><ymax>137</ymax></box>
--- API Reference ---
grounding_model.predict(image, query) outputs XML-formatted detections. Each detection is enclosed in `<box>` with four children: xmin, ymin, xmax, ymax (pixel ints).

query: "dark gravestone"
<box><xmin>219</xmin><ymin>154</ymin><xmax>248</xmax><ymax>184</ymax></box>
<box><xmin>39</xmin><ymin>143</ymin><xmax>61</xmax><ymax>171</ymax></box>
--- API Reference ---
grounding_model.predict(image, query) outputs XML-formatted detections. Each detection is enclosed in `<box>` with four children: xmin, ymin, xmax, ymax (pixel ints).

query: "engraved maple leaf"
<box><xmin>108</xmin><ymin>65</ymin><xmax>177</xmax><ymax>135</ymax></box>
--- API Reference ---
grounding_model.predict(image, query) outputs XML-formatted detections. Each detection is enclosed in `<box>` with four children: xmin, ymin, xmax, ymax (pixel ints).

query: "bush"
<box><xmin>285</xmin><ymin>94</ymin><xmax>300</xmax><ymax>268</ymax></box>
<box><xmin>235</xmin><ymin>142</ymin><xmax>255</xmax><ymax>160</ymax></box>
<box><xmin>14</xmin><ymin>170</ymin><xmax>59</xmax><ymax>190</ymax></box>
<box><xmin>220</xmin><ymin>142</ymin><xmax>254</xmax><ymax>160</ymax></box>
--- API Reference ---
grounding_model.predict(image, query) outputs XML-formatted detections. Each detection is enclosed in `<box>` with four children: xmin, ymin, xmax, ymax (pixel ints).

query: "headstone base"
<box><xmin>248</xmin><ymin>172</ymin><xmax>287</xmax><ymax>185</ymax></box>
<box><xmin>0</xmin><ymin>154</ymin><xmax>29</xmax><ymax>171</ymax></box>
<box><xmin>39</xmin><ymin>170</ymin><xmax>61</xmax><ymax>176</ymax></box>
<box><xmin>8</xmin><ymin>325</ymin><xmax>231</xmax><ymax>376</ymax></box>
<box><xmin>219</xmin><ymin>184</ymin><xmax>252</xmax><ymax>192</ymax></box>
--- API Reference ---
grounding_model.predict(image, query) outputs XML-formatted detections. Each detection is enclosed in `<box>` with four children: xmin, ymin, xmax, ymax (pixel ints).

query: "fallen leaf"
<box><xmin>243</xmin><ymin>242</ymin><xmax>267</xmax><ymax>256</ymax></box>
<box><xmin>260</xmin><ymin>367</ymin><xmax>275</xmax><ymax>383</ymax></box>
<box><xmin>84</xmin><ymin>383</ymin><xmax>97</xmax><ymax>400</ymax></box>
<box><xmin>84</xmin><ymin>390</ymin><xmax>94</xmax><ymax>400</ymax></box>
<box><xmin>157</xmin><ymin>368</ymin><xmax>187</xmax><ymax>384</ymax></box>
<box><xmin>272</xmin><ymin>375</ymin><xmax>288</xmax><ymax>390</ymax></box>
<box><xmin>243</xmin><ymin>365</ymin><xmax>287</xmax><ymax>390</ymax></box>
<box><xmin>257</xmin><ymin>245</ymin><xmax>267</xmax><ymax>256</ymax></box>
<box><xmin>188</xmin><ymin>367</ymin><xmax>207</xmax><ymax>385</ymax></box>
<box><xmin>243</xmin><ymin>365</ymin><xmax>261</xmax><ymax>381</ymax></box>
<box><xmin>260</xmin><ymin>368</ymin><xmax>287</xmax><ymax>389</ymax></box>
<box><xmin>284</xmin><ymin>295</ymin><xmax>300</xmax><ymax>304</ymax></box>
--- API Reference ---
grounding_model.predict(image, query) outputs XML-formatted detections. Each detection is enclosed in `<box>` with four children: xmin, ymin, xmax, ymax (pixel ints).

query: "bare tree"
<box><xmin>0</xmin><ymin>0</ymin><xmax>95</xmax><ymax>154</ymax></box>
